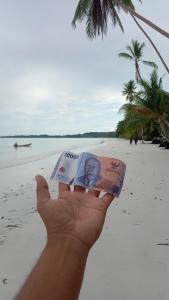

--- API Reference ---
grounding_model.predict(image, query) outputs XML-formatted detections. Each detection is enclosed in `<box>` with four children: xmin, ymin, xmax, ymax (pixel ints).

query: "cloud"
<box><xmin>0</xmin><ymin>0</ymin><xmax>169</xmax><ymax>135</ymax></box>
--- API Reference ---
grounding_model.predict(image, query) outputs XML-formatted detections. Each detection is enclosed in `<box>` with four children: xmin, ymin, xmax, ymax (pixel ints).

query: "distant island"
<box><xmin>0</xmin><ymin>131</ymin><xmax>116</xmax><ymax>138</ymax></box>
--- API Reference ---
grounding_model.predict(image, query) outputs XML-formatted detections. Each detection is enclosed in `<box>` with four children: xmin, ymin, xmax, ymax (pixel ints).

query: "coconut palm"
<box><xmin>119</xmin><ymin>70</ymin><xmax>169</xmax><ymax>141</ymax></box>
<box><xmin>130</xmin><ymin>15</ymin><xmax>169</xmax><ymax>74</ymax></box>
<box><xmin>72</xmin><ymin>0</ymin><xmax>169</xmax><ymax>73</ymax></box>
<box><xmin>116</xmin><ymin>120</ymin><xmax>126</xmax><ymax>137</ymax></box>
<box><xmin>72</xmin><ymin>0</ymin><xmax>125</xmax><ymax>38</ymax></box>
<box><xmin>134</xmin><ymin>70</ymin><xmax>169</xmax><ymax>140</ymax></box>
<box><xmin>72</xmin><ymin>1</ymin><xmax>169</xmax><ymax>39</ymax></box>
<box><xmin>122</xmin><ymin>80</ymin><xmax>137</xmax><ymax>103</ymax></box>
<box><xmin>117</xmin><ymin>112</ymin><xmax>158</xmax><ymax>140</ymax></box>
<box><xmin>119</xmin><ymin>102</ymin><xmax>151</xmax><ymax>141</ymax></box>
<box><xmin>119</xmin><ymin>40</ymin><xmax>157</xmax><ymax>82</ymax></box>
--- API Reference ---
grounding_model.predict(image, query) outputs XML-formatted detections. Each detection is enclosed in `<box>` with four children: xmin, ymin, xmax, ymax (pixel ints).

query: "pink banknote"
<box><xmin>51</xmin><ymin>151</ymin><xmax>126</xmax><ymax>197</ymax></box>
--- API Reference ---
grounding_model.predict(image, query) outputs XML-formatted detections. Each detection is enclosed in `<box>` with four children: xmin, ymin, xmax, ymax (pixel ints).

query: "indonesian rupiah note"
<box><xmin>51</xmin><ymin>151</ymin><xmax>126</xmax><ymax>197</ymax></box>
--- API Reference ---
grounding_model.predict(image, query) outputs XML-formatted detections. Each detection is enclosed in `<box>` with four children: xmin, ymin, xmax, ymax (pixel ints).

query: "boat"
<box><xmin>13</xmin><ymin>143</ymin><xmax>32</xmax><ymax>148</ymax></box>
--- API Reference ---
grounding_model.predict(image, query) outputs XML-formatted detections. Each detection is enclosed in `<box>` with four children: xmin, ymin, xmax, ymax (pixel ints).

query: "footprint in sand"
<box><xmin>6</xmin><ymin>224</ymin><xmax>21</xmax><ymax>229</ymax></box>
<box><xmin>2</xmin><ymin>199</ymin><xmax>8</xmax><ymax>203</ymax></box>
<box><xmin>2</xmin><ymin>278</ymin><xmax>8</xmax><ymax>285</ymax></box>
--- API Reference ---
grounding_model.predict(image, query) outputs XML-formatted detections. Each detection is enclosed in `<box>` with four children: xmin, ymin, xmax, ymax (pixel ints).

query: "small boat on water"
<box><xmin>13</xmin><ymin>142</ymin><xmax>32</xmax><ymax>148</ymax></box>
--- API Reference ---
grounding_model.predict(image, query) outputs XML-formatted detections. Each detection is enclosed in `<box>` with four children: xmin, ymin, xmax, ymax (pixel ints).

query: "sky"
<box><xmin>0</xmin><ymin>0</ymin><xmax>169</xmax><ymax>135</ymax></box>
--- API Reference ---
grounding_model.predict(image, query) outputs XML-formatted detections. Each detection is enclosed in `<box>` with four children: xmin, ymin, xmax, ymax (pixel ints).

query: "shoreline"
<box><xmin>0</xmin><ymin>139</ymin><xmax>169</xmax><ymax>300</ymax></box>
<box><xmin>0</xmin><ymin>138</ymin><xmax>106</xmax><ymax>170</ymax></box>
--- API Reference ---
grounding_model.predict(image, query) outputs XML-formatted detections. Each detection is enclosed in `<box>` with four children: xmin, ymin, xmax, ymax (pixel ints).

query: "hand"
<box><xmin>36</xmin><ymin>175</ymin><xmax>115</xmax><ymax>250</ymax></box>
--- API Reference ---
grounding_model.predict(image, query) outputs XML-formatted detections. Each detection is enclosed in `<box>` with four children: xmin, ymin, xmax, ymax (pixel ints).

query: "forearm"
<box><xmin>15</xmin><ymin>235</ymin><xmax>89</xmax><ymax>300</ymax></box>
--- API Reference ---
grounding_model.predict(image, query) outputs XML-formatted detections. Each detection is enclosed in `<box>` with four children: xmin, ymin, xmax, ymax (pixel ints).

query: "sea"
<box><xmin>0</xmin><ymin>138</ymin><xmax>108</xmax><ymax>170</ymax></box>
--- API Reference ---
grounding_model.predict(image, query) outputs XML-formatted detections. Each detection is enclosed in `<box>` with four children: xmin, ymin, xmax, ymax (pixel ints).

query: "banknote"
<box><xmin>51</xmin><ymin>151</ymin><xmax>126</xmax><ymax>197</ymax></box>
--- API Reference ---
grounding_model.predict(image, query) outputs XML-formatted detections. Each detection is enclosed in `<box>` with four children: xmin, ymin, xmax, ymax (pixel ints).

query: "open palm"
<box><xmin>36</xmin><ymin>175</ymin><xmax>114</xmax><ymax>249</ymax></box>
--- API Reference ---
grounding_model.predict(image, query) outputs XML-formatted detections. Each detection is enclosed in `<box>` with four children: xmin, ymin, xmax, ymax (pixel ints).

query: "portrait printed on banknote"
<box><xmin>75</xmin><ymin>153</ymin><xmax>102</xmax><ymax>188</ymax></box>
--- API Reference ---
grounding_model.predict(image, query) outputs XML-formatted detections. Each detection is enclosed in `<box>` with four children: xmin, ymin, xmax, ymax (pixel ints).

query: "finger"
<box><xmin>36</xmin><ymin>175</ymin><xmax>51</xmax><ymax>205</ymax></box>
<box><xmin>88</xmin><ymin>189</ymin><xmax>100</xmax><ymax>198</ymax></box>
<box><xmin>59</xmin><ymin>182</ymin><xmax>70</xmax><ymax>196</ymax></box>
<box><xmin>101</xmin><ymin>193</ymin><xmax>115</xmax><ymax>208</ymax></box>
<box><xmin>74</xmin><ymin>185</ymin><xmax>86</xmax><ymax>193</ymax></box>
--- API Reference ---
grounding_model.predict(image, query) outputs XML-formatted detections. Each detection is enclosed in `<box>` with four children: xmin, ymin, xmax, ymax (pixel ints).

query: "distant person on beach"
<box><xmin>15</xmin><ymin>175</ymin><xmax>115</xmax><ymax>300</ymax></box>
<box><xmin>134</xmin><ymin>137</ymin><xmax>138</xmax><ymax>145</ymax></box>
<box><xmin>130</xmin><ymin>137</ymin><xmax>133</xmax><ymax>145</ymax></box>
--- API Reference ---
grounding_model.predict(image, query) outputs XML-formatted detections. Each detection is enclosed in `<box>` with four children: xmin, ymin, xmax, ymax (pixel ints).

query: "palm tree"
<box><xmin>119</xmin><ymin>40</ymin><xmax>157</xmax><ymax>82</ymax></box>
<box><xmin>134</xmin><ymin>70</ymin><xmax>169</xmax><ymax>140</ymax></box>
<box><xmin>122</xmin><ymin>80</ymin><xmax>137</xmax><ymax>103</ymax></box>
<box><xmin>72</xmin><ymin>0</ymin><xmax>169</xmax><ymax>39</ymax></box>
<box><xmin>72</xmin><ymin>0</ymin><xmax>169</xmax><ymax>73</ymax></box>
<box><xmin>130</xmin><ymin>15</ymin><xmax>169</xmax><ymax>74</ymax></box>
<box><xmin>119</xmin><ymin>102</ymin><xmax>150</xmax><ymax>141</ymax></box>
<box><xmin>72</xmin><ymin>0</ymin><xmax>125</xmax><ymax>38</ymax></box>
<box><xmin>119</xmin><ymin>71</ymin><xmax>169</xmax><ymax>141</ymax></box>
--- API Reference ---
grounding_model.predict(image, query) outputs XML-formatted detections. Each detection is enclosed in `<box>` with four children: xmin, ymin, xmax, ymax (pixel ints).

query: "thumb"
<box><xmin>35</xmin><ymin>175</ymin><xmax>51</xmax><ymax>206</ymax></box>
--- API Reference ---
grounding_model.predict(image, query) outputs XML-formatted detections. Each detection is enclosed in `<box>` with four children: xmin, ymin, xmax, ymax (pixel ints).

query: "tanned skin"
<box><xmin>15</xmin><ymin>175</ymin><xmax>114</xmax><ymax>300</ymax></box>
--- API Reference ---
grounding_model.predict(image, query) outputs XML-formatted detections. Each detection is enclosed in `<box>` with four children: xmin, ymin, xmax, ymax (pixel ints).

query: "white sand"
<box><xmin>0</xmin><ymin>139</ymin><xmax>169</xmax><ymax>300</ymax></box>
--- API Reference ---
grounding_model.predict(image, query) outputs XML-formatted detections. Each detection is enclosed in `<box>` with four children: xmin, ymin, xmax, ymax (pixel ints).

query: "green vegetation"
<box><xmin>117</xmin><ymin>69</ymin><xmax>169</xmax><ymax>141</ymax></box>
<box><xmin>122</xmin><ymin>80</ymin><xmax>137</xmax><ymax>104</ymax></box>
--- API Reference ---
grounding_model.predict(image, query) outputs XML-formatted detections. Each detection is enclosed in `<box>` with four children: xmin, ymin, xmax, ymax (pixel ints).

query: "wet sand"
<box><xmin>0</xmin><ymin>139</ymin><xmax>169</xmax><ymax>300</ymax></box>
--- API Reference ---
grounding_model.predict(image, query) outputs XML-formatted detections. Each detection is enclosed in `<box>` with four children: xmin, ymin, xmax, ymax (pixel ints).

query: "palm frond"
<box><xmin>120</xmin><ymin>0</ymin><xmax>135</xmax><ymax>12</ymax></box>
<box><xmin>118</xmin><ymin>52</ymin><xmax>133</xmax><ymax>60</ymax></box>
<box><xmin>133</xmin><ymin>106</ymin><xmax>160</xmax><ymax>118</ymax></box>
<box><xmin>122</xmin><ymin>80</ymin><xmax>137</xmax><ymax>103</ymax></box>
<box><xmin>139</xmin><ymin>41</ymin><xmax>145</xmax><ymax>51</ymax></box>
<box><xmin>108</xmin><ymin>1</ymin><xmax>124</xmax><ymax>32</ymax></box>
<box><xmin>126</xmin><ymin>45</ymin><xmax>135</xmax><ymax>57</ymax></box>
<box><xmin>119</xmin><ymin>103</ymin><xmax>135</xmax><ymax>113</ymax></box>
<box><xmin>142</xmin><ymin>60</ymin><xmax>158</xmax><ymax>69</ymax></box>
<box><xmin>72</xmin><ymin>0</ymin><xmax>92</xmax><ymax>27</ymax></box>
<box><xmin>72</xmin><ymin>0</ymin><xmax>131</xmax><ymax>38</ymax></box>
<box><xmin>131</xmin><ymin>40</ymin><xmax>145</xmax><ymax>59</ymax></box>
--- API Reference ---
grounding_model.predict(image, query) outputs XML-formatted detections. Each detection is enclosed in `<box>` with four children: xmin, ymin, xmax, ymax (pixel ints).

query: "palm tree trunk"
<box><xmin>141</xmin><ymin>127</ymin><xmax>144</xmax><ymax>143</ymax></box>
<box><xmin>119</xmin><ymin>2</ymin><xmax>169</xmax><ymax>39</ymax></box>
<box><xmin>130</xmin><ymin>14</ymin><xmax>169</xmax><ymax>74</ymax></box>
<box><xmin>135</xmin><ymin>61</ymin><xmax>142</xmax><ymax>82</ymax></box>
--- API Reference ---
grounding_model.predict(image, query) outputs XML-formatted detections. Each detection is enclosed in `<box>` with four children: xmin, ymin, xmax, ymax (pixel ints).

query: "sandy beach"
<box><xmin>0</xmin><ymin>139</ymin><xmax>169</xmax><ymax>300</ymax></box>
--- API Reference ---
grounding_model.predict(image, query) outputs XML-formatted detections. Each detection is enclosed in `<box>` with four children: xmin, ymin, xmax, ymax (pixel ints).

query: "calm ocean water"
<box><xmin>0</xmin><ymin>138</ymin><xmax>107</xmax><ymax>169</ymax></box>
